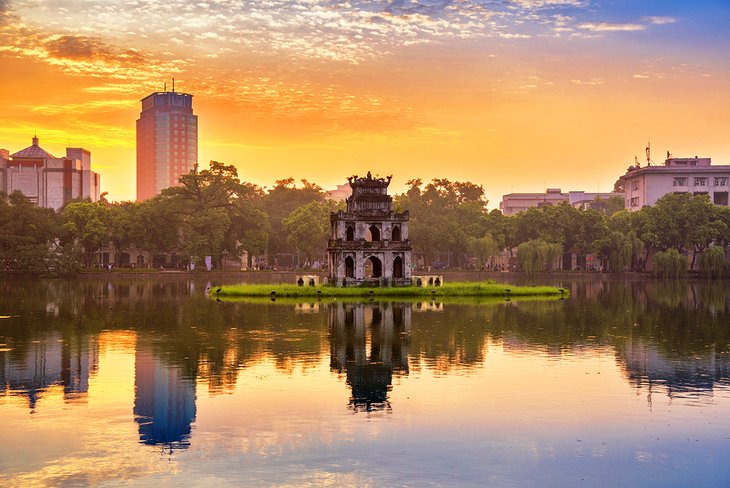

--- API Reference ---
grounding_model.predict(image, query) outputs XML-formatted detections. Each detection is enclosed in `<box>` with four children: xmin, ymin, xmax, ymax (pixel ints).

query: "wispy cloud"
<box><xmin>3</xmin><ymin>0</ymin><xmax>599</xmax><ymax>65</ymax></box>
<box><xmin>578</xmin><ymin>22</ymin><xmax>644</xmax><ymax>32</ymax></box>
<box><xmin>29</xmin><ymin>99</ymin><xmax>137</xmax><ymax>115</ymax></box>
<box><xmin>512</xmin><ymin>0</ymin><xmax>586</xmax><ymax>7</ymax></box>
<box><xmin>643</xmin><ymin>16</ymin><xmax>677</xmax><ymax>25</ymax></box>
<box><xmin>44</xmin><ymin>35</ymin><xmax>144</xmax><ymax>64</ymax></box>
<box><xmin>571</xmin><ymin>78</ymin><xmax>604</xmax><ymax>86</ymax></box>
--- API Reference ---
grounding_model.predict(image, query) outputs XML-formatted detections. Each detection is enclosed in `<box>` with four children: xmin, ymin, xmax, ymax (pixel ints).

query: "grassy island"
<box><xmin>211</xmin><ymin>281</ymin><xmax>567</xmax><ymax>299</ymax></box>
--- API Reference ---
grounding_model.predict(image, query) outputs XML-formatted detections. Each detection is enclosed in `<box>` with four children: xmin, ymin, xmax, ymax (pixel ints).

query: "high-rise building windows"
<box><xmin>136</xmin><ymin>90</ymin><xmax>198</xmax><ymax>200</ymax></box>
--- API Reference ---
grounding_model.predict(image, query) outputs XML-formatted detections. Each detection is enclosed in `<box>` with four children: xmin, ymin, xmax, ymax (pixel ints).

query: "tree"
<box><xmin>394</xmin><ymin>178</ymin><xmax>490</xmax><ymax>266</ymax></box>
<box><xmin>605</xmin><ymin>195</ymin><xmax>625</xmax><ymax>215</ymax></box>
<box><xmin>652</xmin><ymin>248</ymin><xmax>688</xmax><ymax>279</ymax></box>
<box><xmin>467</xmin><ymin>234</ymin><xmax>499</xmax><ymax>269</ymax></box>
<box><xmin>697</xmin><ymin>246</ymin><xmax>726</xmax><ymax>278</ymax></box>
<box><xmin>517</xmin><ymin>239</ymin><xmax>563</xmax><ymax>272</ymax></box>
<box><xmin>262</xmin><ymin>178</ymin><xmax>324</xmax><ymax>259</ymax></box>
<box><xmin>641</xmin><ymin>193</ymin><xmax>727</xmax><ymax>268</ymax></box>
<box><xmin>283</xmin><ymin>200</ymin><xmax>340</xmax><ymax>266</ymax></box>
<box><xmin>224</xmin><ymin>182</ymin><xmax>269</xmax><ymax>268</ymax></box>
<box><xmin>108</xmin><ymin>201</ymin><xmax>138</xmax><ymax>266</ymax></box>
<box><xmin>162</xmin><ymin>160</ymin><xmax>252</xmax><ymax>268</ymax></box>
<box><xmin>593</xmin><ymin>230</ymin><xmax>641</xmax><ymax>273</ymax></box>
<box><xmin>131</xmin><ymin>197</ymin><xmax>181</xmax><ymax>262</ymax></box>
<box><xmin>61</xmin><ymin>200</ymin><xmax>109</xmax><ymax>268</ymax></box>
<box><xmin>0</xmin><ymin>191</ymin><xmax>61</xmax><ymax>273</ymax></box>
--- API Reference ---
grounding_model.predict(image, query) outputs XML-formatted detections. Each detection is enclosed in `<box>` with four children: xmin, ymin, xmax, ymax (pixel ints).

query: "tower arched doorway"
<box><xmin>392</xmin><ymin>225</ymin><xmax>401</xmax><ymax>241</ymax></box>
<box><xmin>364</xmin><ymin>256</ymin><xmax>382</xmax><ymax>278</ymax></box>
<box><xmin>345</xmin><ymin>256</ymin><xmax>355</xmax><ymax>278</ymax></box>
<box><xmin>367</xmin><ymin>225</ymin><xmax>381</xmax><ymax>242</ymax></box>
<box><xmin>393</xmin><ymin>256</ymin><xmax>404</xmax><ymax>279</ymax></box>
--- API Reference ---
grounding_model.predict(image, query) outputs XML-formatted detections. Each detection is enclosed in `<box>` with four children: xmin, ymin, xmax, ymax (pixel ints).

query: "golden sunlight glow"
<box><xmin>0</xmin><ymin>1</ymin><xmax>728</xmax><ymax>204</ymax></box>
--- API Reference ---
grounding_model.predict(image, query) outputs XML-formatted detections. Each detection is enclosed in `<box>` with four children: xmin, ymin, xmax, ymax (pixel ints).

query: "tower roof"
<box><xmin>11</xmin><ymin>136</ymin><xmax>57</xmax><ymax>159</ymax></box>
<box><xmin>348</xmin><ymin>171</ymin><xmax>392</xmax><ymax>189</ymax></box>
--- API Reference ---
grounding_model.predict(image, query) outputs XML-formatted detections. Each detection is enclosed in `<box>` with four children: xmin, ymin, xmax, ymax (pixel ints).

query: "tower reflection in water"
<box><xmin>330</xmin><ymin>303</ymin><xmax>410</xmax><ymax>412</ymax></box>
<box><xmin>134</xmin><ymin>347</ymin><xmax>196</xmax><ymax>450</ymax></box>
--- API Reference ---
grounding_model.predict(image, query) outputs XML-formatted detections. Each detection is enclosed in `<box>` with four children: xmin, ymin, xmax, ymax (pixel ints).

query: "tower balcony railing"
<box><xmin>330</xmin><ymin>210</ymin><xmax>409</xmax><ymax>221</ymax></box>
<box><xmin>328</xmin><ymin>239</ymin><xmax>411</xmax><ymax>250</ymax></box>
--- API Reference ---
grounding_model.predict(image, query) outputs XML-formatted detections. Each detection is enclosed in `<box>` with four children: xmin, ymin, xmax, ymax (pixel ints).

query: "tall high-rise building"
<box><xmin>136</xmin><ymin>89</ymin><xmax>198</xmax><ymax>200</ymax></box>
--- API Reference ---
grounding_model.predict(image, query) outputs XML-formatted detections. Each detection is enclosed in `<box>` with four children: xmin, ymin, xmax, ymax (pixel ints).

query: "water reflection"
<box><xmin>4</xmin><ymin>278</ymin><xmax>730</xmax><ymax>485</ymax></box>
<box><xmin>618</xmin><ymin>337</ymin><xmax>730</xmax><ymax>399</ymax></box>
<box><xmin>2</xmin><ymin>278</ymin><xmax>730</xmax><ymax>412</ymax></box>
<box><xmin>0</xmin><ymin>333</ymin><xmax>98</xmax><ymax>410</ymax></box>
<box><xmin>329</xmin><ymin>303</ymin><xmax>410</xmax><ymax>412</ymax></box>
<box><xmin>134</xmin><ymin>348</ymin><xmax>196</xmax><ymax>449</ymax></box>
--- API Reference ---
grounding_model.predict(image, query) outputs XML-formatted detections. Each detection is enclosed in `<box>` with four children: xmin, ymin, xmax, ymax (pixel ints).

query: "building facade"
<box><xmin>621</xmin><ymin>156</ymin><xmax>730</xmax><ymax>211</ymax></box>
<box><xmin>328</xmin><ymin>172</ymin><xmax>412</xmax><ymax>286</ymax></box>
<box><xmin>499</xmin><ymin>188</ymin><xmax>622</xmax><ymax>215</ymax></box>
<box><xmin>0</xmin><ymin>136</ymin><xmax>101</xmax><ymax>210</ymax></box>
<box><xmin>136</xmin><ymin>90</ymin><xmax>198</xmax><ymax>200</ymax></box>
<box><xmin>326</xmin><ymin>183</ymin><xmax>351</xmax><ymax>201</ymax></box>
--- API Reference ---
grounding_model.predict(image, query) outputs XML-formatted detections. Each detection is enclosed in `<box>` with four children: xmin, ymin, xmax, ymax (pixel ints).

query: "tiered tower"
<box><xmin>328</xmin><ymin>172</ymin><xmax>412</xmax><ymax>286</ymax></box>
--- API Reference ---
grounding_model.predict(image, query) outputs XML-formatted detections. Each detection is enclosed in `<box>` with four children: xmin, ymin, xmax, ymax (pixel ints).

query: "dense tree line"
<box><xmin>2</xmin><ymin>161</ymin><xmax>730</xmax><ymax>276</ymax></box>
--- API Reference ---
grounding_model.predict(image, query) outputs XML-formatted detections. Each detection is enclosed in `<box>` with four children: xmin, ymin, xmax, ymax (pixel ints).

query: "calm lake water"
<box><xmin>1</xmin><ymin>276</ymin><xmax>730</xmax><ymax>487</ymax></box>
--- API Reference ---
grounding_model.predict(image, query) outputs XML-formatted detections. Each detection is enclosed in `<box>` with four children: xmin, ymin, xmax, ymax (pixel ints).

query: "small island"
<box><xmin>211</xmin><ymin>281</ymin><xmax>567</xmax><ymax>299</ymax></box>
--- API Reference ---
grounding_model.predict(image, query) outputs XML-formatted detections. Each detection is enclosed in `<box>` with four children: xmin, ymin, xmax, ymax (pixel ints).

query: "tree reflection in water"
<box><xmin>3</xmin><ymin>277</ymin><xmax>730</xmax><ymax>435</ymax></box>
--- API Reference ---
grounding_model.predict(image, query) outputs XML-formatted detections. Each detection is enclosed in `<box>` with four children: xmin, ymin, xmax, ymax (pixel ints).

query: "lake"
<box><xmin>1</xmin><ymin>276</ymin><xmax>729</xmax><ymax>487</ymax></box>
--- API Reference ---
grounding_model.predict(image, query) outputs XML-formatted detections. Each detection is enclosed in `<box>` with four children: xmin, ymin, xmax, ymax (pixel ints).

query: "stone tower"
<box><xmin>328</xmin><ymin>172</ymin><xmax>412</xmax><ymax>286</ymax></box>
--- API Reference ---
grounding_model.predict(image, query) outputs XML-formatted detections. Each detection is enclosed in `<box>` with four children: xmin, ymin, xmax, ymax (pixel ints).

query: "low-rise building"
<box><xmin>499</xmin><ymin>188</ymin><xmax>622</xmax><ymax>215</ymax></box>
<box><xmin>326</xmin><ymin>183</ymin><xmax>351</xmax><ymax>201</ymax></box>
<box><xmin>0</xmin><ymin>136</ymin><xmax>101</xmax><ymax>210</ymax></box>
<box><xmin>621</xmin><ymin>156</ymin><xmax>730</xmax><ymax>211</ymax></box>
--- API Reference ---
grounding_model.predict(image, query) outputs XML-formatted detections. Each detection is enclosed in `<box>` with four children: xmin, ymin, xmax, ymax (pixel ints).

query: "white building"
<box><xmin>326</xmin><ymin>183</ymin><xmax>351</xmax><ymax>201</ymax></box>
<box><xmin>620</xmin><ymin>156</ymin><xmax>730</xmax><ymax>211</ymax></box>
<box><xmin>499</xmin><ymin>188</ymin><xmax>622</xmax><ymax>215</ymax></box>
<box><xmin>0</xmin><ymin>136</ymin><xmax>101</xmax><ymax>210</ymax></box>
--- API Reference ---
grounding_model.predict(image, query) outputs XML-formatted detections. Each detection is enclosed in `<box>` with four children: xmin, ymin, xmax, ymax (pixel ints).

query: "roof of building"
<box><xmin>620</xmin><ymin>163</ymin><xmax>730</xmax><ymax>179</ymax></box>
<box><xmin>11</xmin><ymin>137</ymin><xmax>57</xmax><ymax>159</ymax></box>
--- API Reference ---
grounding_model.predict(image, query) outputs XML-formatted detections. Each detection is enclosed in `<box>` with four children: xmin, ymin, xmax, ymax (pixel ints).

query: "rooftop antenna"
<box><xmin>172</xmin><ymin>77</ymin><xmax>175</xmax><ymax>93</ymax></box>
<box><xmin>164</xmin><ymin>81</ymin><xmax>167</xmax><ymax>92</ymax></box>
<box><xmin>645</xmin><ymin>141</ymin><xmax>652</xmax><ymax>166</ymax></box>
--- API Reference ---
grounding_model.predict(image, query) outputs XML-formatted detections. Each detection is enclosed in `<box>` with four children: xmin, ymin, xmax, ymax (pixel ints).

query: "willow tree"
<box><xmin>652</xmin><ymin>248</ymin><xmax>688</xmax><ymax>279</ymax></box>
<box><xmin>697</xmin><ymin>246</ymin><xmax>727</xmax><ymax>278</ymax></box>
<box><xmin>467</xmin><ymin>234</ymin><xmax>499</xmax><ymax>269</ymax></box>
<box><xmin>517</xmin><ymin>239</ymin><xmax>563</xmax><ymax>272</ymax></box>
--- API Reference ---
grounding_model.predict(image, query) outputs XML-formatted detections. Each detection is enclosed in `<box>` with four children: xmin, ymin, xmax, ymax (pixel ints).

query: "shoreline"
<box><xmin>3</xmin><ymin>270</ymin><xmax>725</xmax><ymax>286</ymax></box>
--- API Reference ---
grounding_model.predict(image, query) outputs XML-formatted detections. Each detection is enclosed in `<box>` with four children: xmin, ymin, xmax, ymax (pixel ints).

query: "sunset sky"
<box><xmin>1</xmin><ymin>0</ymin><xmax>729</xmax><ymax>207</ymax></box>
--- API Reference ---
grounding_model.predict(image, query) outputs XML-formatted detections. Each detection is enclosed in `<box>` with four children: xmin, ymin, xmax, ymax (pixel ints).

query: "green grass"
<box><xmin>211</xmin><ymin>281</ymin><xmax>567</xmax><ymax>299</ymax></box>
<box><xmin>213</xmin><ymin>294</ymin><xmax>565</xmax><ymax>306</ymax></box>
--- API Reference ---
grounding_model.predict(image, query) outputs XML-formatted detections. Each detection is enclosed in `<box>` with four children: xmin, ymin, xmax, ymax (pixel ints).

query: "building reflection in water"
<box><xmin>617</xmin><ymin>336</ymin><xmax>730</xmax><ymax>401</ymax></box>
<box><xmin>0</xmin><ymin>333</ymin><xmax>98</xmax><ymax>410</ymax></box>
<box><xmin>134</xmin><ymin>348</ymin><xmax>197</xmax><ymax>449</ymax></box>
<box><xmin>330</xmin><ymin>303</ymin><xmax>410</xmax><ymax>412</ymax></box>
